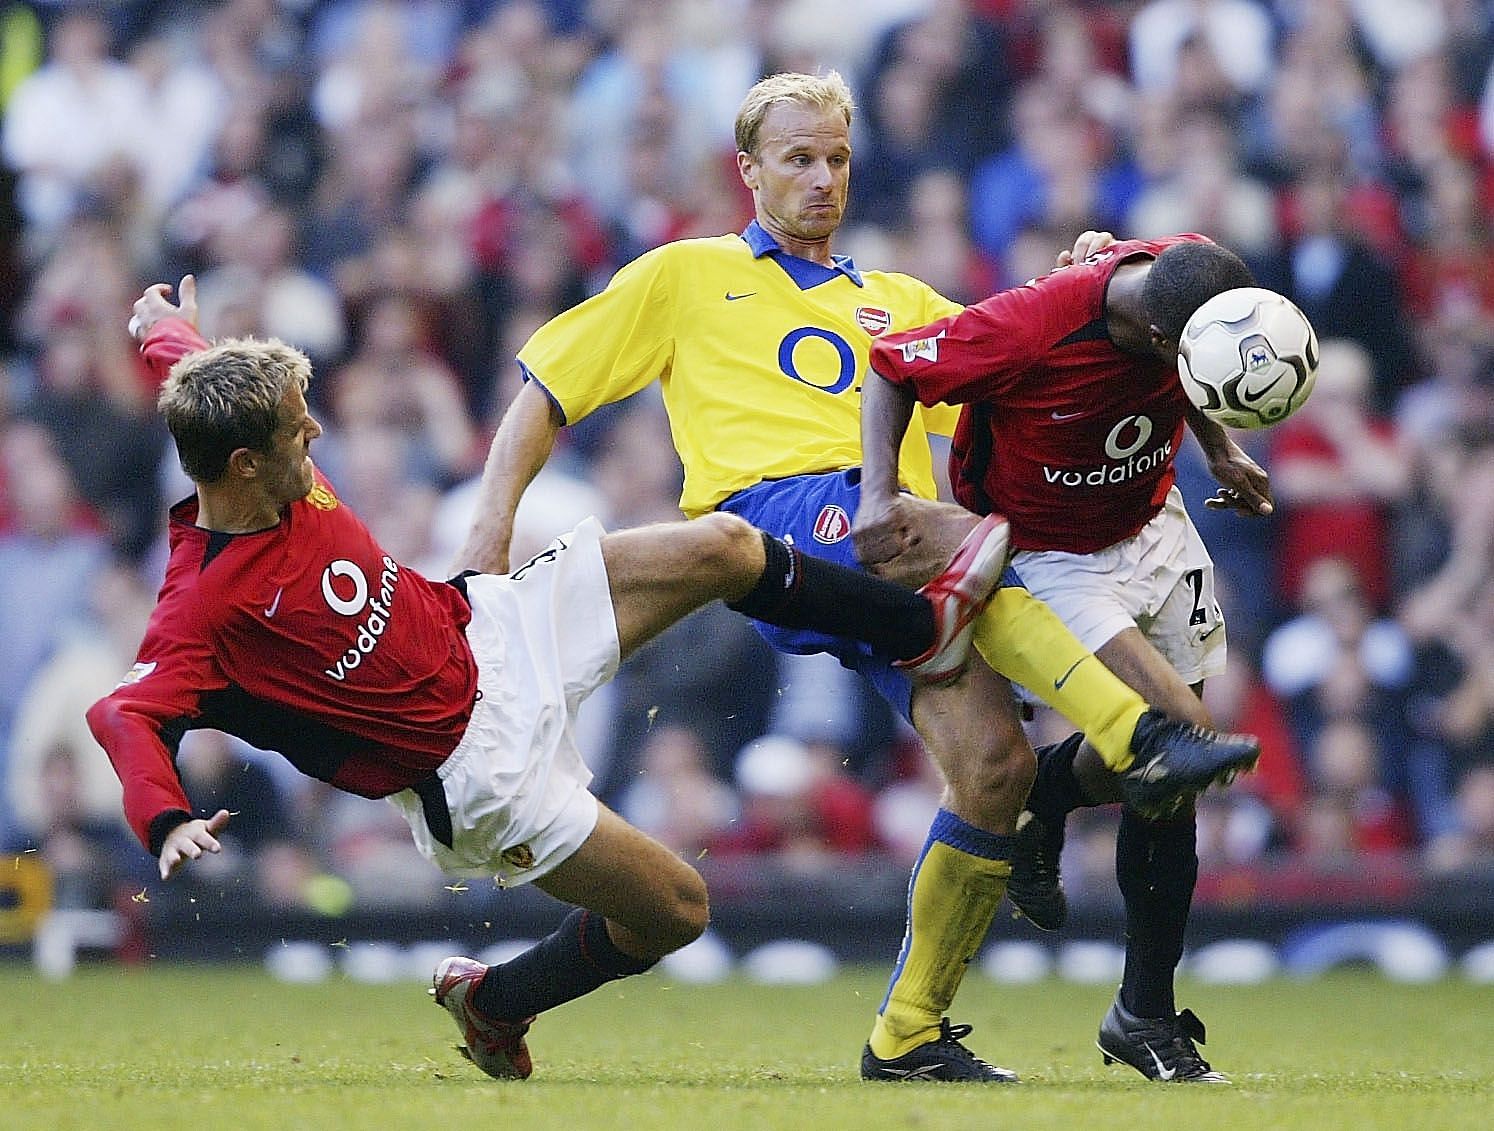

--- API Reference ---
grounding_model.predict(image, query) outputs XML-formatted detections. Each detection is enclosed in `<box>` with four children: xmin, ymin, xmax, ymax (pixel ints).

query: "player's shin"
<box><xmin>972</xmin><ymin>587</ymin><xmax>1143</xmax><ymax>772</ymax></box>
<box><xmin>727</xmin><ymin>531</ymin><xmax>934</xmax><ymax>658</ymax></box>
<box><xmin>869</xmin><ymin>811</ymin><xmax>1013</xmax><ymax>1058</ymax></box>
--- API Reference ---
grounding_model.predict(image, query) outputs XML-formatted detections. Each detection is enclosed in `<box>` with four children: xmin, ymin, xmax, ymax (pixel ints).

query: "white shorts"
<box><xmin>389</xmin><ymin>517</ymin><xmax>617</xmax><ymax>887</ymax></box>
<box><xmin>1009</xmin><ymin>487</ymin><xmax>1226</xmax><ymax>686</ymax></box>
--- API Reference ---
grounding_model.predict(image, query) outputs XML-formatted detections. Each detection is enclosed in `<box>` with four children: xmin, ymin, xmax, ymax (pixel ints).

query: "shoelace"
<box><xmin>934</xmin><ymin>1021</ymin><xmax>997</xmax><ymax>1070</ymax></box>
<box><xmin>1159</xmin><ymin>1034</ymin><xmax>1213</xmax><ymax>1077</ymax></box>
<box><xmin>1132</xmin><ymin>1012</ymin><xmax>1213</xmax><ymax>1078</ymax></box>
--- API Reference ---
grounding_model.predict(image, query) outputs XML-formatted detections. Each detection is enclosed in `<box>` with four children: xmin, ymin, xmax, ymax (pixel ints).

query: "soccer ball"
<box><xmin>1176</xmin><ymin>287</ymin><xmax>1319</xmax><ymax>429</ymax></box>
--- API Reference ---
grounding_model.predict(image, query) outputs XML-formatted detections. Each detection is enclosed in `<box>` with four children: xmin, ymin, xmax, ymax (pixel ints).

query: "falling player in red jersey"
<box><xmin>858</xmin><ymin>236</ymin><xmax>1272</xmax><ymax>1084</ymax></box>
<box><xmin>88</xmin><ymin>275</ymin><xmax>1009</xmax><ymax>1081</ymax></box>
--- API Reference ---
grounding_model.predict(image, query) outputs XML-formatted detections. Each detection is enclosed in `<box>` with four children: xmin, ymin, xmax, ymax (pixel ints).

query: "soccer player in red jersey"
<box><xmin>859</xmin><ymin>235</ymin><xmax>1273</xmax><ymax>1083</ymax></box>
<box><xmin>88</xmin><ymin>276</ymin><xmax>1008</xmax><ymax>1081</ymax></box>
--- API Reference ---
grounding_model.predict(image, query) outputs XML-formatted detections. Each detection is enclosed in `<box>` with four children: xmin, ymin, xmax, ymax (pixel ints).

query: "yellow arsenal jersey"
<box><xmin>517</xmin><ymin>224</ymin><xmax>962</xmax><ymax>517</ymax></box>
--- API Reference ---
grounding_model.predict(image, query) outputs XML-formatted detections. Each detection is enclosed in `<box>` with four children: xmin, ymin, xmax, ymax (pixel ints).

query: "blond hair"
<box><xmin>158</xmin><ymin>337</ymin><xmax>311</xmax><ymax>483</ymax></box>
<box><xmin>734</xmin><ymin>71</ymin><xmax>854</xmax><ymax>156</ymax></box>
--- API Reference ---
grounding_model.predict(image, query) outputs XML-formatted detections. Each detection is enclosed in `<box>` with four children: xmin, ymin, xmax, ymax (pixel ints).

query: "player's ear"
<box><xmin>225</xmin><ymin>446</ymin><xmax>260</xmax><ymax>480</ymax></box>
<box><xmin>736</xmin><ymin>150</ymin><xmax>758</xmax><ymax>190</ymax></box>
<box><xmin>1149</xmin><ymin>325</ymin><xmax>1178</xmax><ymax>358</ymax></box>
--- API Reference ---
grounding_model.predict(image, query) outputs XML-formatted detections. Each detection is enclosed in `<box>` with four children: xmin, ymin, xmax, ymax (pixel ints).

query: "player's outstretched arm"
<box><xmin>1187</xmin><ymin>407</ymin><xmax>1273</xmax><ymax>516</ymax></box>
<box><xmin>157</xmin><ymin>809</ymin><xmax>231</xmax><ymax>880</ymax></box>
<box><xmin>451</xmin><ymin>379</ymin><xmax>564</xmax><ymax>575</ymax></box>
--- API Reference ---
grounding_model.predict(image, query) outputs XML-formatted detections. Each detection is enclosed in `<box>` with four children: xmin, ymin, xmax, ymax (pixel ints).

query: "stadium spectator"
<box><xmin>0</xmin><ymin>421</ymin><xmax>109</xmax><ymax>839</ymax></box>
<box><xmin>711</xmin><ymin>735</ymin><xmax>878</xmax><ymax>866</ymax></box>
<box><xmin>1268</xmin><ymin>338</ymin><xmax>1414</xmax><ymax>612</ymax></box>
<box><xmin>5</xmin><ymin>559</ymin><xmax>152</xmax><ymax>838</ymax></box>
<box><xmin>1263</xmin><ymin>556</ymin><xmax>1459</xmax><ymax>851</ymax></box>
<box><xmin>615</xmin><ymin>724</ymin><xmax>741</xmax><ymax>859</ymax></box>
<box><xmin>3</xmin><ymin>740</ymin><xmax>142</xmax><ymax>911</ymax></box>
<box><xmin>1259</xmin><ymin>162</ymin><xmax>1419</xmax><ymax>412</ymax></box>
<box><xmin>0</xmin><ymin>7</ymin><xmax>151</xmax><ymax>246</ymax></box>
<box><xmin>1127</xmin><ymin>0</ymin><xmax>1276</xmax><ymax>101</ymax></box>
<box><xmin>324</xmin><ymin>291</ymin><xmax>479</xmax><ymax>487</ymax></box>
<box><xmin>172</xmin><ymin>728</ymin><xmax>324</xmax><ymax>912</ymax></box>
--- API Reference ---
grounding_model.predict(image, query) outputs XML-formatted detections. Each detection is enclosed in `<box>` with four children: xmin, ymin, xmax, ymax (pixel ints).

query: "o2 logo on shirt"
<box><xmin>778</xmin><ymin>327</ymin><xmax>856</xmax><ymax>394</ymax></box>
<box><xmin>321</xmin><ymin>557</ymin><xmax>402</xmax><ymax>681</ymax></box>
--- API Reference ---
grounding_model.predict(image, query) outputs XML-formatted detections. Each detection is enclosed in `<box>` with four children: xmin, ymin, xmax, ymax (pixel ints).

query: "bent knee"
<box><xmin>688</xmin><ymin>511</ymin><xmax>763</xmax><ymax>589</ymax></box>
<box><xmin>654</xmin><ymin>870</ymin><xmax>710</xmax><ymax>954</ymax></box>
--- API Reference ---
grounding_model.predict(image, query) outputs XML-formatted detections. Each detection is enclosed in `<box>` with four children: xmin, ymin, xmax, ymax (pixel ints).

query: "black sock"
<box><xmin>472</xmin><ymin>908</ymin><xmax>657</xmax><ymax>1021</ymax></box>
<box><xmin>727</xmin><ymin>531</ymin><xmax>935</xmax><ymax>661</ymax></box>
<box><xmin>1116</xmin><ymin>810</ymin><xmax>1197</xmax><ymax>1019</ymax></box>
<box><xmin>1025</xmin><ymin>733</ymin><xmax>1089</xmax><ymax>824</ymax></box>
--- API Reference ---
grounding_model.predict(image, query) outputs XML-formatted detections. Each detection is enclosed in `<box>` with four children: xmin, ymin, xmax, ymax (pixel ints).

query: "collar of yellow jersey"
<box><xmin>740</xmin><ymin>220</ymin><xmax>864</xmax><ymax>289</ymax></box>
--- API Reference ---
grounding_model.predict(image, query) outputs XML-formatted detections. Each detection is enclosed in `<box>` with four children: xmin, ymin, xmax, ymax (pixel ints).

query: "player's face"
<box><xmin>739</xmin><ymin>102</ymin><xmax>851</xmax><ymax>250</ymax></box>
<box><xmin>258</xmin><ymin>385</ymin><xmax>322</xmax><ymax>505</ymax></box>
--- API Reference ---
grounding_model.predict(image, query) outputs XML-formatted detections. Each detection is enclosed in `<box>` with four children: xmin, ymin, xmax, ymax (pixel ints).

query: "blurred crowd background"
<box><xmin>1</xmin><ymin>0</ymin><xmax>1492</xmax><ymax>920</ymax></box>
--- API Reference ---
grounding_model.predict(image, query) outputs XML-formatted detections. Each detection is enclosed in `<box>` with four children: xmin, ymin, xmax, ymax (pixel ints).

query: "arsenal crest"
<box><xmin>856</xmin><ymin>306</ymin><xmax>892</xmax><ymax>336</ymax></box>
<box><xmin>812</xmin><ymin>504</ymin><xmax>852</xmax><ymax>544</ymax></box>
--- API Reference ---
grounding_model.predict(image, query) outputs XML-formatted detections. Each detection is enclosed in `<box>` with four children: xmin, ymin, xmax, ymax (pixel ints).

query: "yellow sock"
<box><xmin>868</xmin><ymin>813</ymin><xmax>1012</xmax><ymax>1060</ymax></box>
<box><xmin>972</xmin><ymin>587</ymin><xmax>1144</xmax><ymax>772</ymax></box>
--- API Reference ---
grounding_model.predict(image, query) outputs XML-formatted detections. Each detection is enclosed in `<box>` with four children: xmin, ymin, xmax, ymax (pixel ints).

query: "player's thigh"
<box><xmin>599</xmin><ymin>514</ymin><xmax>760</xmax><ymax>660</ymax></box>
<box><xmin>536</xmin><ymin>803</ymin><xmax>708</xmax><ymax>945</ymax></box>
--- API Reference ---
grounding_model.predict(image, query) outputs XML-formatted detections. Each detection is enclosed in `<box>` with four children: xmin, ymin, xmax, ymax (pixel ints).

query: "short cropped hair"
<box><xmin>158</xmin><ymin>337</ymin><xmax>310</xmax><ymax>484</ymax></box>
<box><xmin>1141</xmin><ymin>240</ymin><xmax>1256</xmax><ymax>343</ymax></box>
<box><xmin>734</xmin><ymin>71</ymin><xmax>854</xmax><ymax>157</ymax></box>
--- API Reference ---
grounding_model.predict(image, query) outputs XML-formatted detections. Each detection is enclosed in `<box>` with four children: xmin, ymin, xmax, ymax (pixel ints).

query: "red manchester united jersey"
<box><xmin>869</xmin><ymin>236</ymin><xmax>1208</xmax><ymax>553</ymax></box>
<box><xmin>87</xmin><ymin>320</ymin><xmax>479</xmax><ymax>852</ymax></box>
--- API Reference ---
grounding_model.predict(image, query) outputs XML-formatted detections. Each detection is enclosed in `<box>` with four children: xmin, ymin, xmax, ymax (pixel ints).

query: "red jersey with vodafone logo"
<box><xmin>869</xmin><ymin>235</ymin><xmax>1209</xmax><ymax>553</ymax></box>
<box><xmin>87</xmin><ymin>319</ymin><xmax>478</xmax><ymax>853</ymax></box>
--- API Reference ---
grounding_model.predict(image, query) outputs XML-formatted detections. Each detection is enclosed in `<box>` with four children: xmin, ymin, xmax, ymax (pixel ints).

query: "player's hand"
<box><xmin>1204</xmin><ymin>442</ymin><xmax>1273</xmax><ymax>517</ymax></box>
<box><xmin>129</xmin><ymin>274</ymin><xmax>198</xmax><ymax>341</ymax></box>
<box><xmin>157</xmin><ymin>808</ymin><xmax>231</xmax><ymax>880</ymax></box>
<box><xmin>1056</xmin><ymin>230</ymin><xmax>1115</xmax><ymax>268</ymax></box>
<box><xmin>855</xmin><ymin>496</ymin><xmax>983</xmax><ymax>588</ymax></box>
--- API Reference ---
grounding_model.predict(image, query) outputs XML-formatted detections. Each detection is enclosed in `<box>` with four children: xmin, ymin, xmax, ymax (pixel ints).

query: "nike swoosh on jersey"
<box><xmin>1051</xmin><ymin>409</ymin><xmax>1085</xmax><ymax>420</ymax></box>
<box><xmin>724</xmin><ymin>291</ymin><xmax>757</xmax><ymax>301</ymax></box>
<box><xmin>1198</xmin><ymin>623</ymin><xmax>1222</xmax><ymax>641</ymax></box>
<box><xmin>264</xmin><ymin>587</ymin><xmax>285</xmax><ymax>618</ymax></box>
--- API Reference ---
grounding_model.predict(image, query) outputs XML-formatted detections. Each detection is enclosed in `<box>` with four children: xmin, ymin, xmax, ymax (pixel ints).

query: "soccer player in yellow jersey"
<box><xmin>455</xmin><ymin>71</ymin><xmax>1258</xmax><ymax>1082</ymax></box>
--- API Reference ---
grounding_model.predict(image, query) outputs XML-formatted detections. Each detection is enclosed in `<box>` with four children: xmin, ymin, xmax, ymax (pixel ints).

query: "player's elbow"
<box><xmin>85</xmin><ymin>696</ymin><xmax>122</xmax><ymax>746</ymax></box>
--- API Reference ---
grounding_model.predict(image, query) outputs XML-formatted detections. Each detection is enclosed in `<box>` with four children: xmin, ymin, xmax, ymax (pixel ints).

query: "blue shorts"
<box><xmin>721</xmin><ymin>470</ymin><xmax>1025</xmax><ymax>721</ymax></box>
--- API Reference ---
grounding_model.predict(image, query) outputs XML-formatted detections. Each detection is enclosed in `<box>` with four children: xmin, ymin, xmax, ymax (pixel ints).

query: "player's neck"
<box><xmin>1103</xmin><ymin>263</ymin><xmax>1154</xmax><ymax>354</ymax></box>
<box><xmin>758</xmin><ymin>218</ymin><xmax>834</xmax><ymax>265</ymax></box>
<box><xmin>193</xmin><ymin>484</ymin><xmax>284</xmax><ymax>534</ymax></box>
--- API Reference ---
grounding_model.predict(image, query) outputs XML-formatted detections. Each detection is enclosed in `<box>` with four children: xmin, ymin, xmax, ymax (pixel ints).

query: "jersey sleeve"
<box><xmin>140</xmin><ymin>317</ymin><xmax>211</xmax><ymax>380</ymax></box>
<box><xmin>516</xmin><ymin>247</ymin><xmax>677</xmax><ymax>422</ymax></box>
<box><xmin>870</xmin><ymin>274</ymin><xmax>1073</xmax><ymax>407</ymax></box>
<box><xmin>85</xmin><ymin>598</ymin><xmax>227</xmax><ymax>854</ymax></box>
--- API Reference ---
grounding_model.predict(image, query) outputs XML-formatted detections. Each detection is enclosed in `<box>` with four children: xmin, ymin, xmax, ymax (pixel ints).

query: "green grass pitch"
<box><xmin>1</xmin><ymin>964</ymin><xmax>1489</xmax><ymax>1130</ymax></box>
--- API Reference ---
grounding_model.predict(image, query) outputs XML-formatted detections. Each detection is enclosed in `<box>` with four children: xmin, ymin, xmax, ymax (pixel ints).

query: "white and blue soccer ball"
<box><xmin>1176</xmin><ymin>287</ymin><xmax>1319</xmax><ymax>429</ymax></box>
